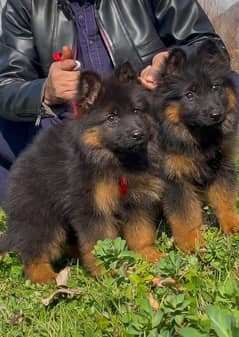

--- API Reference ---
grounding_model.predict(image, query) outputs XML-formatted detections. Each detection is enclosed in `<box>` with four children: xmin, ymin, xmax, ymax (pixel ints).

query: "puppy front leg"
<box><xmin>163</xmin><ymin>182</ymin><xmax>204</xmax><ymax>252</ymax></box>
<box><xmin>207</xmin><ymin>174</ymin><xmax>239</xmax><ymax>234</ymax></box>
<box><xmin>122</xmin><ymin>209</ymin><xmax>163</xmax><ymax>263</ymax></box>
<box><xmin>25</xmin><ymin>256</ymin><xmax>57</xmax><ymax>284</ymax></box>
<box><xmin>23</xmin><ymin>228</ymin><xmax>66</xmax><ymax>284</ymax></box>
<box><xmin>75</xmin><ymin>216</ymin><xmax>119</xmax><ymax>276</ymax></box>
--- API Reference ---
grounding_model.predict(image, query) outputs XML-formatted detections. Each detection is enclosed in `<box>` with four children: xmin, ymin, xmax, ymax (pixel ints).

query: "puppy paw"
<box><xmin>220</xmin><ymin>213</ymin><xmax>239</xmax><ymax>234</ymax></box>
<box><xmin>26</xmin><ymin>262</ymin><xmax>57</xmax><ymax>284</ymax></box>
<box><xmin>90</xmin><ymin>264</ymin><xmax>104</xmax><ymax>277</ymax></box>
<box><xmin>175</xmin><ymin>228</ymin><xmax>205</xmax><ymax>253</ymax></box>
<box><xmin>28</xmin><ymin>271</ymin><xmax>57</xmax><ymax>284</ymax></box>
<box><xmin>137</xmin><ymin>246</ymin><xmax>165</xmax><ymax>264</ymax></box>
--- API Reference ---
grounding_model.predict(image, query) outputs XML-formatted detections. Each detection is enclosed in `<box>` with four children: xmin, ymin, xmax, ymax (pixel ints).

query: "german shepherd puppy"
<box><xmin>152</xmin><ymin>40</ymin><xmax>239</xmax><ymax>252</ymax></box>
<box><xmin>0</xmin><ymin>65</ymin><xmax>164</xmax><ymax>283</ymax></box>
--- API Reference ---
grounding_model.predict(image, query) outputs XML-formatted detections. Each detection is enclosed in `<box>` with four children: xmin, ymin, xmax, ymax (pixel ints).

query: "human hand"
<box><xmin>139</xmin><ymin>51</ymin><xmax>169</xmax><ymax>90</ymax></box>
<box><xmin>43</xmin><ymin>46</ymin><xmax>80</xmax><ymax>106</ymax></box>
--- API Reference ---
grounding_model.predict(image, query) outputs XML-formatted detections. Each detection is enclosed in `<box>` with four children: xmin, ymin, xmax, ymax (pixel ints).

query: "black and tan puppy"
<box><xmin>0</xmin><ymin>65</ymin><xmax>164</xmax><ymax>283</ymax></box>
<box><xmin>152</xmin><ymin>41</ymin><xmax>239</xmax><ymax>252</ymax></box>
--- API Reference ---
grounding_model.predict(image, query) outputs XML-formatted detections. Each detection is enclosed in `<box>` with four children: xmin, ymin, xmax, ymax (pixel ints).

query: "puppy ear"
<box><xmin>115</xmin><ymin>62</ymin><xmax>137</xmax><ymax>83</ymax></box>
<box><xmin>198</xmin><ymin>40</ymin><xmax>230</xmax><ymax>67</ymax></box>
<box><xmin>162</xmin><ymin>48</ymin><xmax>186</xmax><ymax>78</ymax></box>
<box><xmin>77</xmin><ymin>71</ymin><xmax>103</xmax><ymax>110</ymax></box>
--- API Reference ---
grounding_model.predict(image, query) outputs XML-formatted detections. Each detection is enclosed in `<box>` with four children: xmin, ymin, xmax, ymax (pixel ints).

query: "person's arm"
<box><xmin>0</xmin><ymin>0</ymin><xmax>48</xmax><ymax>121</ymax></box>
<box><xmin>140</xmin><ymin>0</ymin><xmax>228</xmax><ymax>90</ymax></box>
<box><xmin>152</xmin><ymin>0</ymin><xmax>226</xmax><ymax>50</ymax></box>
<box><xmin>0</xmin><ymin>1</ymin><xmax>79</xmax><ymax>122</ymax></box>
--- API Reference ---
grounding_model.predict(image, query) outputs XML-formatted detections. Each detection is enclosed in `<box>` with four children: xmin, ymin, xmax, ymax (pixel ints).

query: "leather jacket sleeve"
<box><xmin>0</xmin><ymin>0</ymin><xmax>46</xmax><ymax>121</ymax></box>
<box><xmin>152</xmin><ymin>0</ymin><xmax>226</xmax><ymax>50</ymax></box>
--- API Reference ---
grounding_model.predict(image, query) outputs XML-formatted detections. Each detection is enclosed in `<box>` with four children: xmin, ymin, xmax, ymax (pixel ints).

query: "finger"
<box><xmin>58</xmin><ymin>80</ymin><xmax>79</xmax><ymax>88</ymax></box>
<box><xmin>140</xmin><ymin>65</ymin><xmax>151</xmax><ymax>78</ymax></box>
<box><xmin>61</xmin><ymin>45</ymin><xmax>73</xmax><ymax>60</ymax></box>
<box><xmin>138</xmin><ymin>76</ymin><xmax>158</xmax><ymax>90</ymax></box>
<box><xmin>61</xmin><ymin>90</ymin><xmax>79</xmax><ymax>101</ymax></box>
<box><xmin>140</xmin><ymin>66</ymin><xmax>158</xmax><ymax>83</ymax></box>
<box><xmin>145</xmin><ymin>68</ymin><xmax>158</xmax><ymax>83</ymax></box>
<box><xmin>152</xmin><ymin>51</ymin><xmax>169</xmax><ymax>68</ymax></box>
<box><xmin>58</xmin><ymin>82</ymin><xmax>79</xmax><ymax>92</ymax></box>
<box><xmin>58</xmin><ymin>60</ymin><xmax>77</xmax><ymax>71</ymax></box>
<box><xmin>57</xmin><ymin>71</ymin><xmax>80</xmax><ymax>81</ymax></box>
<box><xmin>53</xmin><ymin>88</ymin><xmax>78</xmax><ymax>101</ymax></box>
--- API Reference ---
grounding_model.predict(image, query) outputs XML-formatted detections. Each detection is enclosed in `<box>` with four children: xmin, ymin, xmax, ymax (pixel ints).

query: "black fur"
<box><xmin>152</xmin><ymin>40</ymin><xmax>239</xmax><ymax>252</ymax></box>
<box><xmin>0</xmin><ymin>65</ymin><xmax>164</xmax><ymax>282</ymax></box>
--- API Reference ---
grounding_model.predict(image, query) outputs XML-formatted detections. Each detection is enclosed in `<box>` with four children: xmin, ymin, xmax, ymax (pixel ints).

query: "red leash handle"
<box><xmin>53</xmin><ymin>52</ymin><xmax>63</xmax><ymax>62</ymax></box>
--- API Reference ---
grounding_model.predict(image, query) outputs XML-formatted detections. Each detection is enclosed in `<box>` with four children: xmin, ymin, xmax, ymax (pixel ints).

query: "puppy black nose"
<box><xmin>210</xmin><ymin>111</ymin><xmax>222</xmax><ymax>121</ymax></box>
<box><xmin>132</xmin><ymin>130</ymin><xmax>144</xmax><ymax>140</ymax></box>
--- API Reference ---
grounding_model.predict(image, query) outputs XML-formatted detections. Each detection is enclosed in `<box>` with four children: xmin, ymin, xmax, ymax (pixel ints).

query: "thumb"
<box><xmin>59</xmin><ymin>59</ymin><xmax>77</xmax><ymax>71</ymax></box>
<box><xmin>61</xmin><ymin>45</ymin><xmax>73</xmax><ymax>60</ymax></box>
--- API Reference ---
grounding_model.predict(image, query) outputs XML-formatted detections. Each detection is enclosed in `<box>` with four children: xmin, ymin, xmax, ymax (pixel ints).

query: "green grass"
<box><xmin>0</xmin><ymin>210</ymin><xmax>239</xmax><ymax>337</ymax></box>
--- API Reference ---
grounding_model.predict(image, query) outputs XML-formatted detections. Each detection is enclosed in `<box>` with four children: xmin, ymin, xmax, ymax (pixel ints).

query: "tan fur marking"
<box><xmin>82</xmin><ymin>127</ymin><xmax>101</xmax><ymax>147</ymax></box>
<box><xmin>164</xmin><ymin>154</ymin><xmax>199</xmax><ymax>179</ymax></box>
<box><xmin>82</xmin><ymin>251</ymin><xmax>103</xmax><ymax>276</ymax></box>
<box><xmin>94</xmin><ymin>179</ymin><xmax>119</xmax><ymax>215</ymax></box>
<box><xmin>26</xmin><ymin>256</ymin><xmax>57</xmax><ymax>284</ymax></box>
<box><xmin>166</xmin><ymin>189</ymin><xmax>204</xmax><ymax>252</ymax></box>
<box><xmin>123</xmin><ymin>210</ymin><xmax>162</xmax><ymax>263</ymax></box>
<box><xmin>207</xmin><ymin>181</ymin><xmax>239</xmax><ymax>233</ymax></box>
<box><xmin>169</xmin><ymin>213</ymin><xmax>204</xmax><ymax>252</ymax></box>
<box><xmin>226</xmin><ymin>88</ymin><xmax>237</xmax><ymax>113</ymax></box>
<box><xmin>165</xmin><ymin>102</ymin><xmax>181</xmax><ymax>124</ymax></box>
<box><xmin>81</xmin><ymin>242</ymin><xmax>102</xmax><ymax>276</ymax></box>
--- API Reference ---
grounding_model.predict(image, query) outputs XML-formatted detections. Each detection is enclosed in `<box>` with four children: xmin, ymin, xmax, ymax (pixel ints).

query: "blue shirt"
<box><xmin>70</xmin><ymin>1</ymin><xmax>113</xmax><ymax>76</ymax></box>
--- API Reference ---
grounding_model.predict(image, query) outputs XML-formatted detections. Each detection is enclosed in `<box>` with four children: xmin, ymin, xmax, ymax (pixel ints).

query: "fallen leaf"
<box><xmin>42</xmin><ymin>288</ymin><xmax>84</xmax><ymax>306</ymax></box>
<box><xmin>151</xmin><ymin>276</ymin><xmax>179</xmax><ymax>289</ymax></box>
<box><xmin>148</xmin><ymin>292</ymin><xmax>160</xmax><ymax>311</ymax></box>
<box><xmin>56</xmin><ymin>267</ymin><xmax>71</xmax><ymax>286</ymax></box>
<box><xmin>199</xmin><ymin>248</ymin><xmax>207</xmax><ymax>253</ymax></box>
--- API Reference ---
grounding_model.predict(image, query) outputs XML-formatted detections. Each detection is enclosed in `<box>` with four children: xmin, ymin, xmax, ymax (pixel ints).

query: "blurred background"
<box><xmin>199</xmin><ymin>0</ymin><xmax>239</xmax><ymax>70</ymax></box>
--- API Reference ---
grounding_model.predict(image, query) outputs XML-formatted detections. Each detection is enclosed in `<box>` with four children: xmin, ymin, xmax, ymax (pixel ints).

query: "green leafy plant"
<box><xmin>0</xmin><ymin>209</ymin><xmax>239</xmax><ymax>337</ymax></box>
<box><xmin>206</xmin><ymin>305</ymin><xmax>239</xmax><ymax>337</ymax></box>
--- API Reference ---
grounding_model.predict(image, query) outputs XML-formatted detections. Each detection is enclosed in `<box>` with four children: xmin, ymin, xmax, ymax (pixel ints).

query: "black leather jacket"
<box><xmin>0</xmin><ymin>0</ymin><xmax>226</xmax><ymax>121</ymax></box>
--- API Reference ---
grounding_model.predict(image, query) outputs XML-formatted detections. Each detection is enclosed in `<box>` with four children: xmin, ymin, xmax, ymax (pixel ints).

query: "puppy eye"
<box><xmin>212</xmin><ymin>84</ymin><xmax>221</xmax><ymax>91</ymax></box>
<box><xmin>107</xmin><ymin>111</ymin><xmax>118</xmax><ymax>122</ymax></box>
<box><xmin>185</xmin><ymin>91</ymin><xmax>194</xmax><ymax>100</ymax></box>
<box><xmin>133</xmin><ymin>108</ymin><xmax>143</xmax><ymax>113</ymax></box>
<box><xmin>107</xmin><ymin>115</ymin><xmax>115</xmax><ymax>122</ymax></box>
